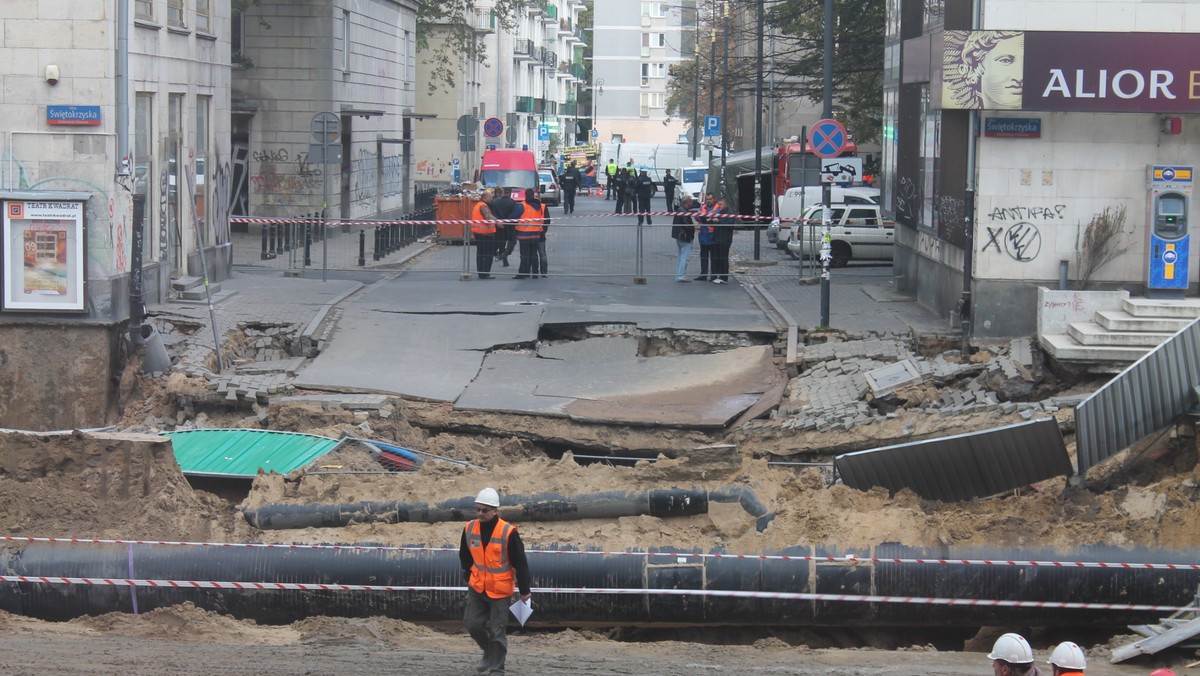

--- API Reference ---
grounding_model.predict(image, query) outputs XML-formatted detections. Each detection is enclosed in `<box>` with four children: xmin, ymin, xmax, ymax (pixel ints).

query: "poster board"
<box><xmin>3</xmin><ymin>199</ymin><xmax>86</xmax><ymax>312</ymax></box>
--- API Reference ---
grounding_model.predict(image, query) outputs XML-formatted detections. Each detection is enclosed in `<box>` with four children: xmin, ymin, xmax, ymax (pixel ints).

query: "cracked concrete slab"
<box><xmin>456</xmin><ymin>342</ymin><xmax>780</xmax><ymax>427</ymax></box>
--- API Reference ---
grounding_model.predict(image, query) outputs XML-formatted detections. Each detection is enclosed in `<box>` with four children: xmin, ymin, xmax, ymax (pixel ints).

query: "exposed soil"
<box><xmin>0</xmin><ymin>338</ymin><xmax>1197</xmax><ymax>674</ymax></box>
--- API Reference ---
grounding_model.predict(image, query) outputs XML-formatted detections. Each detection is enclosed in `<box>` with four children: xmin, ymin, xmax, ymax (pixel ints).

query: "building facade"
<box><xmin>592</xmin><ymin>0</ymin><xmax>692</xmax><ymax>145</ymax></box>
<box><xmin>412</xmin><ymin>0</ymin><xmax>588</xmax><ymax>184</ymax></box>
<box><xmin>885</xmin><ymin>0</ymin><xmax>1200</xmax><ymax>338</ymax></box>
<box><xmin>233</xmin><ymin>0</ymin><xmax>419</xmax><ymax>221</ymax></box>
<box><xmin>0</xmin><ymin>0</ymin><xmax>232</xmax><ymax>428</ymax></box>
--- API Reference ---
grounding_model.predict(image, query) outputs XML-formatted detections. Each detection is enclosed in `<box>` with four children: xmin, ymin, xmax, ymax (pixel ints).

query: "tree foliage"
<box><xmin>416</xmin><ymin>0</ymin><xmax>522</xmax><ymax>95</ymax></box>
<box><xmin>666</xmin><ymin>0</ymin><xmax>884</xmax><ymax>145</ymax></box>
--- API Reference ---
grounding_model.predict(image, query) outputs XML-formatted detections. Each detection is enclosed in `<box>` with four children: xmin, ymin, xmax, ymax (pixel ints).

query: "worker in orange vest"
<box><xmin>459</xmin><ymin>487</ymin><xmax>532</xmax><ymax>676</ymax></box>
<box><xmin>513</xmin><ymin>191</ymin><xmax>549</xmax><ymax>279</ymax></box>
<box><xmin>470</xmin><ymin>189</ymin><xmax>498</xmax><ymax>279</ymax></box>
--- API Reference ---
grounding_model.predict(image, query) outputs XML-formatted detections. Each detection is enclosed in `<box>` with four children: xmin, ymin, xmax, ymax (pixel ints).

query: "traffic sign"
<box><xmin>457</xmin><ymin>115</ymin><xmax>478</xmax><ymax>136</ymax></box>
<box><xmin>704</xmin><ymin>115</ymin><xmax>721</xmax><ymax>137</ymax></box>
<box><xmin>506</xmin><ymin>126</ymin><xmax>517</xmax><ymax>144</ymax></box>
<box><xmin>310</xmin><ymin>112</ymin><xmax>340</xmax><ymax>143</ymax></box>
<box><xmin>483</xmin><ymin>117</ymin><xmax>504</xmax><ymax>138</ymax></box>
<box><xmin>451</xmin><ymin>157</ymin><xmax>461</xmax><ymax>168</ymax></box>
<box><xmin>591</xmin><ymin>128</ymin><xmax>599</xmax><ymax>139</ymax></box>
<box><xmin>538</xmin><ymin>124</ymin><xmax>550</xmax><ymax>141</ymax></box>
<box><xmin>810</xmin><ymin>118</ymin><xmax>848</xmax><ymax>159</ymax></box>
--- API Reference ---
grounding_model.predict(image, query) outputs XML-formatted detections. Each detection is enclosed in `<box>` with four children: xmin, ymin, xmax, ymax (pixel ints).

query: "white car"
<box><xmin>773</xmin><ymin>186</ymin><xmax>880</xmax><ymax>250</ymax></box>
<box><xmin>785</xmin><ymin>204</ymin><xmax>895</xmax><ymax>267</ymax></box>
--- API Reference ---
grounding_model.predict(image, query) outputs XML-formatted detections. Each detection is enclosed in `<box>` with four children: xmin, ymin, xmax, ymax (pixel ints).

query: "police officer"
<box><xmin>635</xmin><ymin>169</ymin><xmax>658</xmax><ymax>225</ymax></box>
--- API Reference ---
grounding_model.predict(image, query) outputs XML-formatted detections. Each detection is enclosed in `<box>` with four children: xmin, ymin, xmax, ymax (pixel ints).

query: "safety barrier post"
<box><xmin>358</xmin><ymin>229</ymin><xmax>366</xmax><ymax>267</ymax></box>
<box><xmin>372</xmin><ymin>226</ymin><xmax>382</xmax><ymax>261</ymax></box>
<box><xmin>303</xmin><ymin>221</ymin><xmax>312</xmax><ymax>267</ymax></box>
<box><xmin>260</xmin><ymin>224</ymin><xmax>271</xmax><ymax>260</ymax></box>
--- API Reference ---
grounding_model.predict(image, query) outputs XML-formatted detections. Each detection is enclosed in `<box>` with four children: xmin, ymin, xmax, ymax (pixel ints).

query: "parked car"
<box><xmin>770</xmin><ymin>186</ymin><xmax>880</xmax><ymax>249</ymax></box>
<box><xmin>537</xmin><ymin>169</ymin><xmax>561</xmax><ymax>207</ymax></box>
<box><xmin>785</xmin><ymin>204</ymin><xmax>895</xmax><ymax>267</ymax></box>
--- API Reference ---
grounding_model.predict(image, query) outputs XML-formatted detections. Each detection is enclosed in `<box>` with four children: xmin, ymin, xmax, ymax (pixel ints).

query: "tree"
<box><xmin>416</xmin><ymin>1</ymin><xmax>523</xmax><ymax>95</ymax></box>
<box><xmin>666</xmin><ymin>0</ymin><xmax>884</xmax><ymax>146</ymax></box>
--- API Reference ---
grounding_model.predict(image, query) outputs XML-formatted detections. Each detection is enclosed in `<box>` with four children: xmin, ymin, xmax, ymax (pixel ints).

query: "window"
<box><xmin>134</xmin><ymin>93</ymin><xmax>154</xmax><ymax>257</ymax></box>
<box><xmin>135</xmin><ymin>0</ymin><xmax>152</xmax><ymax>20</ymax></box>
<box><xmin>195</xmin><ymin>96</ymin><xmax>210</xmax><ymax>227</ymax></box>
<box><xmin>167</xmin><ymin>0</ymin><xmax>185</xmax><ymax>28</ymax></box>
<box><xmin>641</xmin><ymin>32</ymin><xmax>665</xmax><ymax>57</ymax></box>
<box><xmin>639</xmin><ymin>92</ymin><xmax>665</xmax><ymax>116</ymax></box>
<box><xmin>641</xmin><ymin>2</ymin><xmax>667</xmax><ymax>17</ymax></box>
<box><xmin>342</xmin><ymin>10</ymin><xmax>351</xmax><ymax>72</ymax></box>
<box><xmin>232</xmin><ymin>10</ymin><xmax>244</xmax><ymax>60</ymax></box>
<box><xmin>642</xmin><ymin>63</ymin><xmax>666</xmax><ymax>78</ymax></box>
<box><xmin>196</xmin><ymin>0</ymin><xmax>211</xmax><ymax>33</ymax></box>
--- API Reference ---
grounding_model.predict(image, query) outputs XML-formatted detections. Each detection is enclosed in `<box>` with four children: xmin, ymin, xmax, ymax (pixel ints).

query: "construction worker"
<box><xmin>460</xmin><ymin>487</ymin><xmax>532</xmax><ymax>675</ymax></box>
<box><xmin>1047</xmin><ymin>641</ymin><xmax>1086</xmax><ymax>675</ymax></box>
<box><xmin>604</xmin><ymin>158</ymin><xmax>618</xmax><ymax>200</ymax></box>
<box><xmin>470</xmin><ymin>189</ymin><xmax>498</xmax><ymax>279</ymax></box>
<box><xmin>988</xmin><ymin>632</ymin><xmax>1044</xmax><ymax>676</ymax></box>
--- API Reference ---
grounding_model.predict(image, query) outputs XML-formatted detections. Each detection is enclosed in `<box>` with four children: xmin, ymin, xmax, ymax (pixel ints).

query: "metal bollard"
<box><xmin>260</xmin><ymin>224</ymin><xmax>272</xmax><ymax>260</ymax></box>
<box><xmin>304</xmin><ymin>222</ymin><xmax>312</xmax><ymax>266</ymax></box>
<box><xmin>373</xmin><ymin>226</ymin><xmax>382</xmax><ymax>261</ymax></box>
<box><xmin>358</xmin><ymin>229</ymin><xmax>366</xmax><ymax>267</ymax></box>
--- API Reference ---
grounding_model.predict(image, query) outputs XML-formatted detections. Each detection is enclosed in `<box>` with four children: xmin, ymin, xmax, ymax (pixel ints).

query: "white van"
<box><xmin>679</xmin><ymin>165</ymin><xmax>708</xmax><ymax>203</ymax></box>
<box><xmin>770</xmin><ymin>186</ymin><xmax>880</xmax><ymax>249</ymax></box>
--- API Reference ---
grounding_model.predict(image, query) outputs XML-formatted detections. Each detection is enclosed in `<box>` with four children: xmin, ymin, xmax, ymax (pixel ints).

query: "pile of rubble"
<box><xmin>745</xmin><ymin>336</ymin><xmax>1088</xmax><ymax>434</ymax></box>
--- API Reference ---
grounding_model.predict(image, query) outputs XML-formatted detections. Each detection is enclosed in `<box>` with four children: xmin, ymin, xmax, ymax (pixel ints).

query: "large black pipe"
<box><xmin>243</xmin><ymin>488</ymin><xmax>775</xmax><ymax>533</ymax></box>
<box><xmin>0</xmin><ymin>542</ymin><xmax>1194</xmax><ymax>628</ymax></box>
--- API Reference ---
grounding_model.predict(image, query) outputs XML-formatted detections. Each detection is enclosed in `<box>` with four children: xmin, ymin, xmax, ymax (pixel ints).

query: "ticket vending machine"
<box><xmin>1146</xmin><ymin>165</ymin><xmax>1193</xmax><ymax>298</ymax></box>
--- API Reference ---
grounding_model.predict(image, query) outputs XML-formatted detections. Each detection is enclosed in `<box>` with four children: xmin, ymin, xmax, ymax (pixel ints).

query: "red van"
<box><xmin>479</xmin><ymin>149</ymin><xmax>539</xmax><ymax>201</ymax></box>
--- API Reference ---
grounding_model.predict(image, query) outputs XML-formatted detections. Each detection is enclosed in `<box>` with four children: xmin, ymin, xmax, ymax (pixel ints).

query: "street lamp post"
<box><xmin>592</xmin><ymin>78</ymin><xmax>605</xmax><ymax>146</ymax></box>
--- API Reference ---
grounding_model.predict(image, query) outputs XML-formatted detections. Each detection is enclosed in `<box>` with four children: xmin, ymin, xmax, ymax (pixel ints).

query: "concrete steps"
<box><xmin>1042</xmin><ymin>296</ymin><xmax>1200</xmax><ymax>364</ymax></box>
<box><xmin>171</xmin><ymin>275</ymin><xmax>235</xmax><ymax>304</ymax></box>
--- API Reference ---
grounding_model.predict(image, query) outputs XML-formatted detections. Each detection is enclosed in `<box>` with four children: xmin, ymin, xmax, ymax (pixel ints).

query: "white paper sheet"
<box><xmin>509</xmin><ymin>598</ymin><xmax>533</xmax><ymax>626</ymax></box>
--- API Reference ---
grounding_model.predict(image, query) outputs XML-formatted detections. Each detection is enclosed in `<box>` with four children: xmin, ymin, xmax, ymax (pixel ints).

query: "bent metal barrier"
<box><xmin>0</xmin><ymin>536</ymin><xmax>1196</xmax><ymax>628</ymax></box>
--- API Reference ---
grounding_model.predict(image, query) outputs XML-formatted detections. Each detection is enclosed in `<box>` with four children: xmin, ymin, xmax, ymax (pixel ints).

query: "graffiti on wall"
<box><xmin>895</xmin><ymin>176</ymin><xmax>921</xmax><ymax>223</ymax></box>
<box><xmin>250</xmin><ymin>147</ymin><xmax>323</xmax><ymax>197</ymax></box>
<box><xmin>980</xmin><ymin>203</ymin><xmax>1066</xmax><ymax>262</ymax></box>
<box><xmin>987</xmin><ymin>205</ymin><xmax>1067</xmax><ymax>221</ymax></box>
<box><xmin>351</xmin><ymin>148</ymin><xmax>404</xmax><ymax>207</ymax></box>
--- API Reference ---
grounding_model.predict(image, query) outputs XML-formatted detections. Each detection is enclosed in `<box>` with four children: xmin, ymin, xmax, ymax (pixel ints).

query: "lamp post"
<box><xmin>592</xmin><ymin>78</ymin><xmax>605</xmax><ymax>146</ymax></box>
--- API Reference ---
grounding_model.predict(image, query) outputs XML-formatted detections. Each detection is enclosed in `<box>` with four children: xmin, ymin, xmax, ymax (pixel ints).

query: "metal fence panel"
<box><xmin>1075</xmin><ymin>318</ymin><xmax>1200</xmax><ymax>476</ymax></box>
<box><xmin>834</xmin><ymin>418</ymin><xmax>1071</xmax><ymax>501</ymax></box>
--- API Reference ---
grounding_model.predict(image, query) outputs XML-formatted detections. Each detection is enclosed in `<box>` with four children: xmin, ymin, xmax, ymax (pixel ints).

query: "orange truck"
<box><xmin>479</xmin><ymin>149</ymin><xmax>539</xmax><ymax>201</ymax></box>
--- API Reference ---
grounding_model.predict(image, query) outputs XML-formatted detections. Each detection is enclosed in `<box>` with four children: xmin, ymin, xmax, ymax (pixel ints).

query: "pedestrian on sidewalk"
<box><xmin>491</xmin><ymin>187</ymin><xmax>519</xmax><ymax>268</ymax></box>
<box><xmin>671</xmin><ymin>195</ymin><xmax>698</xmax><ymax>281</ymax></box>
<box><xmin>560</xmin><ymin>162</ymin><xmax>580</xmax><ymax>214</ymax></box>
<box><xmin>635</xmin><ymin>169</ymin><xmax>657</xmax><ymax>226</ymax></box>
<box><xmin>460</xmin><ymin>487</ymin><xmax>532</xmax><ymax>676</ymax></box>
<box><xmin>709</xmin><ymin>198</ymin><xmax>736</xmax><ymax>284</ymax></box>
<box><xmin>514</xmin><ymin>191</ymin><xmax>547</xmax><ymax>279</ymax></box>
<box><xmin>693</xmin><ymin>192</ymin><xmax>717</xmax><ymax>281</ymax></box>
<box><xmin>662</xmin><ymin>169</ymin><xmax>678</xmax><ymax>211</ymax></box>
<box><xmin>470</xmin><ymin>190</ymin><xmax>498</xmax><ymax>279</ymax></box>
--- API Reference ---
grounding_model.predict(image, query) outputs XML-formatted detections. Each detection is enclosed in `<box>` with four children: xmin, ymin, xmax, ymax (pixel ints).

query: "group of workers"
<box><xmin>988</xmin><ymin>632</ymin><xmax>1176</xmax><ymax>676</ymax></box>
<box><xmin>469</xmin><ymin>187</ymin><xmax>549</xmax><ymax>280</ymax></box>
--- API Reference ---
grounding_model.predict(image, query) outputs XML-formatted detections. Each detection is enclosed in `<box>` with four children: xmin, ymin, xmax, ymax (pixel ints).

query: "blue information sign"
<box><xmin>704</xmin><ymin>115</ymin><xmax>721</xmax><ymax>137</ymax></box>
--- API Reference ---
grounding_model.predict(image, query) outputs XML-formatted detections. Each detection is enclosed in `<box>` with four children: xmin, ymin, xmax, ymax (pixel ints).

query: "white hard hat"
<box><xmin>475</xmin><ymin>487</ymin><xmax>500</xmax><ymax>507</ymax></box>
<box><xmin>1048</xmin><ymin>641</ymin><xmax>1086</xmax><ymax>670</ymax></box>
<box><xmin>987</xmin><ymin>633</ymin><xmax>1034</xmax><ymax>664</ymax></box>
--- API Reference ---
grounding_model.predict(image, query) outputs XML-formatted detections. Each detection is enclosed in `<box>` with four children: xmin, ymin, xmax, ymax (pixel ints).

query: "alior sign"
<box><xmin>942</xmin><ymin>31</ymin><xmax>1200</xmax><ymax>113</ymax></box>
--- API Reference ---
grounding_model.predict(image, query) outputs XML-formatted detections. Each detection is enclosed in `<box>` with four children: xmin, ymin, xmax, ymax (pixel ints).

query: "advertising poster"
<box><xmin>3</xmin><ymin>200</ymin><xmax>86</xmax><ymax>312</ymax></box>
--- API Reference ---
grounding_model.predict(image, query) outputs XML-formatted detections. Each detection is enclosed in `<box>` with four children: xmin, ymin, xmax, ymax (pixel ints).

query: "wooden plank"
<box><xmin>1112</xmin><ymin>616</ymin><xmax>1200</xmax><ymax>663</ymax></box>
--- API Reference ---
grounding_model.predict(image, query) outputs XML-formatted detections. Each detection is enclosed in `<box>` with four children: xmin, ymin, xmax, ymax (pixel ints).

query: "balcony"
<box><xmin>516</xmin><ymin>96</ymin><xmax>535</xmax><ymax>114</ymax></box>
<box><xmin>561</xmin><ymin>101</ymin><xmax>577</xmax><ymax>117</ymax></box>
<box><xmin>543</xmin><ymin>4</ymin><xmax>557</xmax><ymax>22</ymax></box>
<box><xmin>541</xmin><ymin>48</ymin><xmax>558</xmax><ymax>70</ymax></box>
<box><xmin>570</xmin><ymin>63</ymin><xmax>586</xmax><ymax>80</ymax></box>
<box><xmin>558</xmin><ymin>18</ymin><xmax>572</xmax><ymax>36</ymax></box>
<box><xmin>513</xmin><ymin>38</ymin><xmax>536</xmax><ymax>61</ymax></box>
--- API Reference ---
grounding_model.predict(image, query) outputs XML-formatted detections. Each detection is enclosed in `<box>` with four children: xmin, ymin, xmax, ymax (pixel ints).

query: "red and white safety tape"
<box><xmin>229</xmin><ymin>213</ymin><xmax>774</xmax><ymax>226</ymax></box>
<box><xmin>0</xmin><ymin>575</ymin><xmax>1188</xmax><ymax>612</ymax></box>
<box><xmin>3</xmin><ymin>536</ymin><xmax>1196</xmax><ymax>571</ymax></box>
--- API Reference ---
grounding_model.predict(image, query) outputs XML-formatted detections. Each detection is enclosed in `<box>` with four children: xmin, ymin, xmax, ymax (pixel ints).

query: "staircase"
<box><xmin>1040</xmin><ymin>296</ymin><xmax>1200</xmax><ymax>364</ymax></box>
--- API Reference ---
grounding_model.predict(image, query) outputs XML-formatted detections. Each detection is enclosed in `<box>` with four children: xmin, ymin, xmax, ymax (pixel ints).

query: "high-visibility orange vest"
<box><xmin>465</xmin><ymin>517</ymin><xmax>516</xmax><ymax>599</ymax></box>
<box><xmin>515</xmin><ymin>203</ymin><xmax>546</xmax><ymax>240</ymax></box>
<box><xmin>471</xmin><ymin>201</ymin><xmax>496</xmax><ymax>235</ymax></box>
